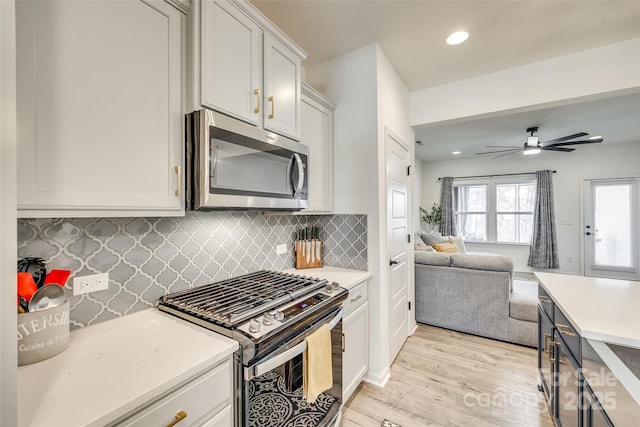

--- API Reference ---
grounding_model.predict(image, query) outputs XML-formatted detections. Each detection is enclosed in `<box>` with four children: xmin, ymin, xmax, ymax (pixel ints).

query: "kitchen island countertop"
<box><xmin>535</xmin><ymin>272</ymin><xmax>640</xmax><ymax>347</ymax></box>
<box><xmin>18</xmin><ymin>309</ymin><xmax>238</xmax><ymax>427</ymax></box>
<box><xmin>285</xmin><ymin>266</ymin><xmax>372</xmax><ymax>290</ymax></box>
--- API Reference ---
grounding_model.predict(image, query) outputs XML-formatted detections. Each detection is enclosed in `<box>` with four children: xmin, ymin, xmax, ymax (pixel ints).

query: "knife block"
<box><xmin>295</xmin><ymin>239</ymin><xmax>322</xmax><ymax>269</ymax></box>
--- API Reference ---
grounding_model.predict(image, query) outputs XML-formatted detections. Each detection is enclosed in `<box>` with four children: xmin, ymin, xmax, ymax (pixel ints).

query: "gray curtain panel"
<box><xmin>528</xmin><ymin>170</ymin><xmax>559</xmax><ymax>269</ymax></box>
<box><xmin>439</xmin><ymin>177</ymin><xmax>457</xmax><ymax>236</ymax></box>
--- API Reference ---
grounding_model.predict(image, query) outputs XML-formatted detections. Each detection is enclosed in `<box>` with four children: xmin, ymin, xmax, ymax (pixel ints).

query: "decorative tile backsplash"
<box><xmin>18</xmin><ymin>213</ymin><xmax>367</xmax><ymax>329</ymax></box>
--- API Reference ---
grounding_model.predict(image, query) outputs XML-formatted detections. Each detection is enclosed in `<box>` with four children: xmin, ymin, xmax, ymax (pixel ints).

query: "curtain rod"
<box><xmin>437</xmin><ymin>170</ymin><xmax>556</xmax><ymax>181</ymax></box>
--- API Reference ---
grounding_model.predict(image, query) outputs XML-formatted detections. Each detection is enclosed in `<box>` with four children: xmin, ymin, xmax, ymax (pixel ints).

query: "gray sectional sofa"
<box><xmin>414</xmin><ymin>250</ymin><xmax>538</xmax><ymax>347</ymax></box>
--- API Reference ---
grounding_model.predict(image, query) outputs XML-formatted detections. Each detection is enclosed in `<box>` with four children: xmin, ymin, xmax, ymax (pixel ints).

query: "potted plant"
<box><xmin>420</xmin><ymin>203</ymin><xmax>442</xmax><ymax>231</ymax></box>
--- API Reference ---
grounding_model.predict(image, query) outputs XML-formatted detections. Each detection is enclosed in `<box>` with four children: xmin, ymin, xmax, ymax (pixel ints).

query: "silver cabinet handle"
<box><xmin>268</xmin><ymin>96</ymin><xmax>275</xmax><ymax>119</ymax></box>
<box><xmin>538</xmin><ymin>295</ymin><xmax>551</xmax><ymax>303</ymax></box>
<box><xmin>350</xmin><ymin>294</ymin><xmax>362</xmax><ymax>303</ymax></box>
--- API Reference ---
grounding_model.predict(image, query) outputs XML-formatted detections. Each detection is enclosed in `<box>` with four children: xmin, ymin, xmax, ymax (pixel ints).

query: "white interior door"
<box><xmin>386</xmin><ymin>130</ymin><xmax>410</xmax><ymax>362</ymax></box>
<box><xmin>584</xmin><ymin>178</ymin><xmax>640</xmax><ymax>280</ymax></box>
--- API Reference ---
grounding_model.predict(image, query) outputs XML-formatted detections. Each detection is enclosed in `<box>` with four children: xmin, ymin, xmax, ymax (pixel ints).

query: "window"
<box><xmin>496</xmin><ymin>183</ymin><xmax>535</xmax><ymax>243</ymax></box>
<box><xmin>454</xmin><ymin>184</ymin><xmax>487</xmax><ymax>241</ymax></box>
<box><xmin>454</xmin><ymin>180</ymin><xmax>535</xmax><ymax>243</ymax></box>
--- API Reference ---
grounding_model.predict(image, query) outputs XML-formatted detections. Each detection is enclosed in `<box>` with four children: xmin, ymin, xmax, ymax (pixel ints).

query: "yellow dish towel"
<box><xmin>303</xmin><ymin>323</ymin><xmax>333</xmax><ymax>403</ymax></box>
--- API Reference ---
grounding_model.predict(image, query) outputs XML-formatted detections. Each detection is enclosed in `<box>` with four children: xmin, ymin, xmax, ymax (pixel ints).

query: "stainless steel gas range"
<box><xmin>158</xmin><ymin>270</ymin><xmax>347</xmax><ymax>427</ymax></box>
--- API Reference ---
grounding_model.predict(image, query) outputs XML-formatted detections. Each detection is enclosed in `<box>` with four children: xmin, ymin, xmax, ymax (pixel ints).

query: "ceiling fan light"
<box><xmin>589</xmin><ymin>135</ymin><xmax>602</xmax><ymax>140</ymax></box>
<box><xmin>527</xmin><ymin>136</ymin><xmax>539</xmax><ymax>147</ymax></box>
<box><xmin>523</xmin><ymin>147</ymin><xmax>541</xmax><ymax>155</ymax></box>
<box><xmin>446</xmin><ymin>31</ymin><xmax>469</xmax><ymax>45</ymax></box>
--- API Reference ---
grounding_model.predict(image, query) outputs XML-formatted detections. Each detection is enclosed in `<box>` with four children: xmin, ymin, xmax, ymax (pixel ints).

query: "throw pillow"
<box><xmin>415</xmin><ymin>242</ymin><xmax>435</xmax><ymax>252</ymax></box>
<box><xmin>420</xmin><ymin>231</ymin><xmax>444</xmax><ymax>246</ymax></box>
<box><xmin>448</xmin><ymin>235</ymin><xmax>467</xmax><ymax>254</ymax></box>
<box><xmin>432</xmin><ymin>242</ymin><xmax>459</xmax><ymax>253</ymax></box>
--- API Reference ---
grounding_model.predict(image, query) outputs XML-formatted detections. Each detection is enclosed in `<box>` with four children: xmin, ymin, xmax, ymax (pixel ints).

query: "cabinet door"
<box><xmin>583</xmin><ymin>385</ymin><xmax>614</xmax><ymax>427</ymax></box>
<box><xmin>17</xmin><ymin>0</ymin><xmax>184</xmax><ymax>217</ymax></box>
<box><xmin>201</xmin><ymin>0</ymin><xmax>261</xmax><ymax>125</ymax></box>
<box><xmin>263</xmin><ymin>34</ymin><xmax>301</xmax><ymax>140</ymax></box>
<box><xmin>538</xmin><ymin>306</ymin><xmax>555</xmax><ymax>410</ymax></box>
<box><xmin>343</xmin><ymin>302</ymin><xmax>368</xmax><ymax>402</ymax></box>
<box><xmin>300</xmin><ymin>85</ymin><xmax>335</xmax><ymax>213</ymax></box>
<box><xmin>555</xmin><ymin>336</ymin><xmax>582</xmax><ymax>427</ymax></box>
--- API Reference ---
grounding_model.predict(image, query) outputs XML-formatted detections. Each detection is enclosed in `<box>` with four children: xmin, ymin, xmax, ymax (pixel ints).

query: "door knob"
<box><xmin>390</xmin><ymin>260</ymin><xmax>398</xmax><ymax>266</ymax></box>
<box><xmin>586</xmin><ymin>232</ymin><xmax>592</xmax><ymax>236</ymax></box>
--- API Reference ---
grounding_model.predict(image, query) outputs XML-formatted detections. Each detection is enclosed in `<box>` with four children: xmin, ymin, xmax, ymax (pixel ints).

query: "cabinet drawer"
<box><xmin>538</xmin><ymin>284</ymin><xmax>554</xmax><ymax>320</ymax></box>
<box><xmin>117</xmin><ymin>359</ymin><xmax>232</xmax><ymax>427</ymax></box>
<box><xmin>342</xmin><ymin>281</ymin><xmax>368</xmax><ymax>315</ymax></box>
<box><xmin>553</xmin><ymin>307</ymin><xmax>580</xmax><ymax>361</ymax></box>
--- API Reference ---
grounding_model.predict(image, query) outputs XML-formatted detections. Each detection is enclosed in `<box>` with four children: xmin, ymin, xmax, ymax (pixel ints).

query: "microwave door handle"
<box><xmin>244</xmin><ymin>308</ymin><xmax>343</xmax><ymax>381</ymax></box>
<box><xmin>292</xmin><ymin>153</ymin><xmax>304</xmax><ymax>198</ymax></box>
<box><xmin>210</xmin><ymin>145</ymin><xmax>219</xmax><ymax>180</ymax></box>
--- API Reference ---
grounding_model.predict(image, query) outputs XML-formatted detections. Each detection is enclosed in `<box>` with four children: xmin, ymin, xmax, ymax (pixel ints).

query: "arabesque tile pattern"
<box><xmin>18</xmin><ymin>213</ymin><xmax>367</xmax><ymax>328</ymax></box>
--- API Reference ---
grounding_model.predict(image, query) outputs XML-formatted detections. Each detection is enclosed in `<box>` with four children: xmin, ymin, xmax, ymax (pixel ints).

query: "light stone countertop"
<box><xmin>284</xmin><ymin>266</ymin><xmax>372</xmax><ymax>290</ymax></box>
<box><xmin>18</xmin><ymin>309</ymin><xmax>238</xmax><ymax>427</ymax></box>
<box><xmin>535</xmin><ymin>272</ymin><xmax>640</xmax><ymax>348</ymax></box>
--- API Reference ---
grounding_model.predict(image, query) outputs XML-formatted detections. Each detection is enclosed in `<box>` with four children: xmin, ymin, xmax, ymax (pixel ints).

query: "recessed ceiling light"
<box><xmin>452</xmin><ymin>151</ymin><xmax>461</xmax><ymax>155</ymax></box>
<box><xmin>446</xmin><ymin>31</ymin><xmax>469</xmax><ymax>46</ymax></box>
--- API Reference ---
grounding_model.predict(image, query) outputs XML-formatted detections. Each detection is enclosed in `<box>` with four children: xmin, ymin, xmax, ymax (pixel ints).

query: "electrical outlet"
<box><xmin>276</xmin><ymin>244</ymin><xmax>287</xmax><ymax>255</ymax></box>
<box><xmin>73</xmin><ymin>273</ymin><xmax>109</xmax><ymax>295</ymax></box>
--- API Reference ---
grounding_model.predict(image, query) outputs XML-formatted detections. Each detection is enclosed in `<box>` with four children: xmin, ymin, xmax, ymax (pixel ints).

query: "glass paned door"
<box><xmin>584</xmin><ymin>178</ymin><xmax>640</xmax><ymax>280</ymax></box>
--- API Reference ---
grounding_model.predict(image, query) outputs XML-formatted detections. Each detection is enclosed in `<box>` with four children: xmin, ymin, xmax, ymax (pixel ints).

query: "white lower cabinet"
<box><xmin>115</xmin><ymin>358</ymin><xmax>233</xmax><ymax>427</ymax></box>
<box><xmin>342</xmin><ymin>281</ymin><xmax>369</xmax><ymax>402</ymax></box>
<box><xmin>16</xmin><ymin>0</ymin><xmax>186</xmax><ymax>217</ymax></box>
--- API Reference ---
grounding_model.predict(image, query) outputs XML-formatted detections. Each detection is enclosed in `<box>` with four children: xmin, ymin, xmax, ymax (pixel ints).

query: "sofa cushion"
<box><xmin>420</xmin><ymin>231</ymin><xmax>444</xmax><ymax>246</ymax></box>
<box><xmin>509</xmin><ymin>280</ymin><xmax>539</xmax><ymax>322</ymax></box>
<box><xmin>450</xmin><ymin>253</ymin><xmax>514</xmax><ymax>277</ymax></box>
<box><xmin>415</xmin><ymin>251</ymin><xmax>451</xmax><ymax>266</ymax></box>
<box><xmin>432</xmin><ymin>242</ymin><xmax>459</xmax><ymax>253</ymax></box>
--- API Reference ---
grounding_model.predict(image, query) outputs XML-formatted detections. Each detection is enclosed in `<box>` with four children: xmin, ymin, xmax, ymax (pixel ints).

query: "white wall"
<box><xmin>410</xmin><ymin>38</ymin><xmax>640</xmax><ymax>126</ymax></box>
<box><xmin>307</xmin><ymin>42</ymin><xmax>414</xmax><ymax>386</ymax></box>
<box><xmin>306</xmin><ymin>44</ymin><xmax>390</xmax><ymax>383</ymax></box>
<box><xmin>420</xmin><ymin>141</ymin><xmax>640</xmax><ymax>274</ymax></box>
<box><xmin>375</xmin><ymin>43</ymin><xmax>416</xmax><ymax>348</ymax></box>
<box><xmin>1</xmin><ymin>0</ymin><xmax>18</xmax><ymax>423</ymax></box>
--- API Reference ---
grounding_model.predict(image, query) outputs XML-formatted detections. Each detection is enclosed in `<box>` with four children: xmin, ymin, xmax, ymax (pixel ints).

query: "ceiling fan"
<box><xmin>476</xmin><ymin>126</ymin><xmax>604</xmax><ymax>159</ymax></box>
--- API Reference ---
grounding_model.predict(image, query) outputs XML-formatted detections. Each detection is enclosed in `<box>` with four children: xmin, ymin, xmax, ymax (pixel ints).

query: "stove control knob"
<box><xmin>274</xmin><ymin>311</ymin><xmax>285</xmax><ymax>322</ymax></box>
<box><xmin>325</xmin><ymin>283</ymin><xmax>334</xmax><ymax>293</ymax></box>
<box><xmin>249</xmin><ymin>319</ymin><xmax>262</xmax><ymax>333</ymax></box>
<box><xmin>263</xmin><ymin>312</ymin><xmax>274</xmax><ymax>326</ymax></box>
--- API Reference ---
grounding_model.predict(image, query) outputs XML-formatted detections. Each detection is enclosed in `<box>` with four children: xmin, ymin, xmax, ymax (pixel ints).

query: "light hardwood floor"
<box><xmin>342</xmin><ymin>324</ymin><xmax>554</xmax><ymax>427</ymax></box>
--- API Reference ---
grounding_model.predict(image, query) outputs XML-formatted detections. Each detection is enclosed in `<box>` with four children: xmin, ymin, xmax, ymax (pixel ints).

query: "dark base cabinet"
<box><xmin>555</xmin><ymin>335</ymin><xmax>581</xmax><ymax>427</ymax></box>
<box><xmin>582</xmin><ymin>384</ymin><xmax>614</xmax><ymax>427</ymax></box>
<box><xmin>537</xmin><ymin>284</ymin><xmax>616</xmax><ymax>427</ymax></box>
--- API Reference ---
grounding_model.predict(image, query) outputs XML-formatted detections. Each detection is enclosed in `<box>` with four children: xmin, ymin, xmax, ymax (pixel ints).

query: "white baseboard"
<box><xmin>362</xmin><ymin>366</ymin><xmax>390</xmax><ymax>388</ymax></box>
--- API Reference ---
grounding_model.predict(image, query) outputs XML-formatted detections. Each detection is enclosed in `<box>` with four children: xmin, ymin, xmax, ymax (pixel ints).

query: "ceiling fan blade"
<box><xmin>492</xmin><ymin>151</ymin><xmax>520</xmax><ymax>159</ymax></box>
<box><xmin>476</xmin><ymin>149</ymin><xmax>520</xmax><ymax>155</ymax></box>
<box><xmin>539</xmin><ymin>132</ymin><xmax>588</xmax><ymax>147</ymax></box>
<box><xmin>485</xmin><ymin>145</ymin><xmax>522</xmax><ymax>148</ymax></box>
<box><xmin>542</xmin><ymin>146</ymin><xmax>575</xmax><ymax>152</ymax></box>
<box><xmin>548</xmin><ymin>138</ymin><xmax>603</xmax><ymax>147</ymax></box>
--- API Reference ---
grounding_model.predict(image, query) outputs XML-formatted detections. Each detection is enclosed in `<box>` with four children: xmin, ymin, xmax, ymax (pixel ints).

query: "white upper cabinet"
<box><xmin>299</xmin><ymin>83</ymin><xmax>335</xmax><ymax>213</ymax></box>
<box><xmin>190</xmin><ymin>0</ymin><xmax>305</xmax><ymax>141</ymax></box>
<box><xmin>200</xmin><ymin>0</ymin><xmax>262</xmax><ymax>125</ymax></box>
<box><xmin>17</xmin><ymin>0</ymin><xmax>186</xmax><ymax>218</ymax></box>
<box><xmin>263</xmin><ymin>34</ymin><xmax>302</xmax><ymax>139</ymax></box>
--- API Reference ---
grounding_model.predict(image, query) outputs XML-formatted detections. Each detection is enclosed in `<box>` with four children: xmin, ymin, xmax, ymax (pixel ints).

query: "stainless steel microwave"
<box><xmin>185</xmin><ymin>109</ymin><xmax>309</xmax><ymax>211</ymax></box>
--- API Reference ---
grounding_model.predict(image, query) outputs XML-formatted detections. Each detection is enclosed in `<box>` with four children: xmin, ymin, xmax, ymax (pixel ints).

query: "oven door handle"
<box><xmin>244</xmin><ymin>308</ymin><xmax>343</xmax><ymax>381</ymax></box>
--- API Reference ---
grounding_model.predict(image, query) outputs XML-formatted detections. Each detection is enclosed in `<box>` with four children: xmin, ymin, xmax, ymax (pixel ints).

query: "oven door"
<box><xmin>242</xmin><ymin>307</ymin><xmax>343</xmax><ymax>427</ymax></box>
